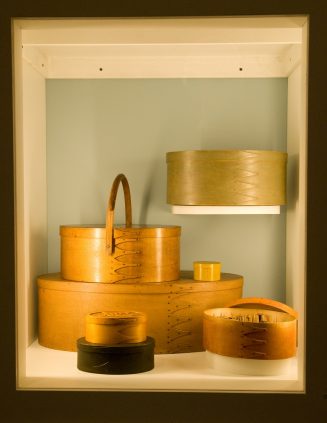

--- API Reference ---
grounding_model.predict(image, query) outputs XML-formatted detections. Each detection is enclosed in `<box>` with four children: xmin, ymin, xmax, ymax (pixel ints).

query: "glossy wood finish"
<box><xmin>38</xmin><ymin>271</ymin><xmax>243</xmax><ymax>353</ymax></box>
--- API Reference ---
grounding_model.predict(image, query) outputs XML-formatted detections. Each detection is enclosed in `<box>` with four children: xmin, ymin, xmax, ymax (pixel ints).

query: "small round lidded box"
<box><xmin>193</xmin><ymin>261</ymin><xmax>221</xmax><ymax>281</ymax></box>
<box><xmin>77</xmin><ymin>310</ymin><xmax>154</xmax><ymax>375</ymax></box>
<box><xmin>85</xmin><ymin>310</ymin><xmax>147</xmax><ymax>345</ymax></box>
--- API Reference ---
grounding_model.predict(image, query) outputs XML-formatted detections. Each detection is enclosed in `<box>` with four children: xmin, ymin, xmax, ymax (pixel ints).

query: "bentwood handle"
<box><xmin>106</xmin><ymin>174</ymin><xmax>132</xmax><ymax>254</ymax></box>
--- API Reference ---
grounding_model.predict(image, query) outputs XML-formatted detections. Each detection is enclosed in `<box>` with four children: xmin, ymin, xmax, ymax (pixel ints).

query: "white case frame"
<box><xmin>12</xmin><ymin>16</ymin><xmax>308</xmax><ymax>392</ymax></box>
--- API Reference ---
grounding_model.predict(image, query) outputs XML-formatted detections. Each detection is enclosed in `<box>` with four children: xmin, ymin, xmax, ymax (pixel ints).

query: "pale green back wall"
<box><xmin>46</xmin><ymin>78</ymin><xmax>287</xmax><ymax>300</ymax></box>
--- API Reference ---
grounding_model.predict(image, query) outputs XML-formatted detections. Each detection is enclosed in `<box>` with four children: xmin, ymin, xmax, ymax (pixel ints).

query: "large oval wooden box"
<box><xmin>61</xmin><ymin>224</ymin><xmax>181</xmax><ymax>283</ymax></box>
<box><xmin>166</xmin><ymin>150</ymin><xmax>287</xmax><ymax>206</ymax></box>
<box><xmin>38</xmin><ymin>271</ymin><xmax>243</xmax><ymax>354</ymax></box>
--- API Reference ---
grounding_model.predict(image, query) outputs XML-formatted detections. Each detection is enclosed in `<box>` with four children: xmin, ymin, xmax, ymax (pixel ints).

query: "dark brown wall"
<box><xmin>1</xmin><ymin>1</ymin><xmax>326</xmax><ymax>422</ymax></box>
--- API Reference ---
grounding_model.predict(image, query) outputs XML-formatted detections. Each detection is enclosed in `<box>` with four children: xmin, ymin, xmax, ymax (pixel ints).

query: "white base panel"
<box><xmin>19</xmin><ymin>341</ymin><xmax>301</xmax><ymax>392</ymax></box>
<box><xmin>171</xmin><ymin>205</ymin><xmax>281</xmax><ymax>215</ymax></box>
<box><xmin>206</xmin><ymin>351</ymin><xmax>295</xmax><ymax>376</ymax></box>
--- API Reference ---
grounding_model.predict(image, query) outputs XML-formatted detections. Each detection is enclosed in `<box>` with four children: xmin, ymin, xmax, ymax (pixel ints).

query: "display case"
<box><xmin>13</xmin><ymin>16</ymin><xmax>307</xmax><ymax>392</ymax></box>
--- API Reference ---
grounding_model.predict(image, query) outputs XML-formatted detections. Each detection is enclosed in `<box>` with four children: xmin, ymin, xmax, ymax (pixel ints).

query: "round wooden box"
<box><xmin>61</xmin><ymin>224</ymin><xmax>181</xmax><ymax>283</ymax></box>
<box><xmin>61</xmin><ymin>173</ymin><xmax>181</xmax><ymax>283</ymax></box>
<box><xmin>85</xmin><ymin>310</ymin><xmax>147</xmax><ymax>344</ymax></box>
<box><xmin>77</xmin><ymin>310</ymin><xmax>154</xmax><ymax>375</ymax></box>
<box><xmin>166</xmin><ymin>150</ymin><xmax>287</xmax><ymax>206</ymax></box>
<box><xmin>37</xmin><ymin>271</ymin><xmax>243</xmax><ymax>354</ymax></box>
<box><xmin>77</xmin><ymin>337</ymin><xmax>155</xmax><ymax>375</ymax></box>
<box><xmin>203</xmin><ymin>298</ymin><xmax>298</xmax><ymax>360</ymax></box>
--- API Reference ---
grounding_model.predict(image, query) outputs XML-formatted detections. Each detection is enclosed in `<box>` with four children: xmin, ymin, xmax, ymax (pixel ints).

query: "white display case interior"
<box><xmin>13</xmin><ymin>16</ymin><xmax>308</xmax><ymax>392</ymax></box>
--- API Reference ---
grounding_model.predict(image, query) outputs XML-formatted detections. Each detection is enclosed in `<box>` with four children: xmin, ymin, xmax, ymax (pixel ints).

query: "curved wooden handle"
<box><xmin>106</xmin><ymin>174</ymin><xmax>132</xmax><ymax>254</ymax></box>
<box><xmin>225</xmin><ymin>297</ymin><xmax>298</xmax><ymax>318</ymax></box>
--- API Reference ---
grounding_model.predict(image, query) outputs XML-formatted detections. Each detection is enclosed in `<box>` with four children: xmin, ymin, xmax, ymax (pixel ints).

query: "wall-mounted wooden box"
<box><xmin>13</xmin><ymin>16</ymin><xmax>307</xmax><ymax>392</ymax></box>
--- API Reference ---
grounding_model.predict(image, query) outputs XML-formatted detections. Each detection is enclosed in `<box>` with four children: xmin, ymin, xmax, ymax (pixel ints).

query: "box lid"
<box><xmin>60</xmin><ymin>224</ymin><xmax>181</xmax><ymax>239</ymax></box>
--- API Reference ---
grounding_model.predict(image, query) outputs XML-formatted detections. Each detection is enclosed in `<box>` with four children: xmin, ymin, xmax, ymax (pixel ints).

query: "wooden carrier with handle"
<box><xmin>60</xmin><ymin>174</ymin><xmax>181</xmax><ymax>283</ymax></box>
<box><xmin>203</xmin><ymin>297</ymin><xmax>298</xmax><ymax>360</ymax></box>
<box><xmin>38</xmin><ymin>271</ymin><xmax>243</xmax><ymax>354</ymax></box>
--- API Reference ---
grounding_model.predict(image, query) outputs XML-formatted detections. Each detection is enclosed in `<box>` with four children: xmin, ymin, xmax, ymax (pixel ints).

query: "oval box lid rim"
<box><xmin>77</xmin><ymin>336</ymin><xmax>155</xmax><ymax>354</ymax></box>
<box><xmin>86</xmin><ymin>311</ymin><xmax>146</xmax><ymax>325</ymax></box>
<box><xmin>166</xmin><ymin>149</ymin><xmax>288</xmax><ymax>162</ymax></box>
<box><xmin>203</xmin><ymin>307</ymin><xmax>297</xmax><ymax>324</ymax></box>
<box><xmin>60</xmin><ymin>224</ymin><xmax>181</xmax><ymax>239</ymax></box>
<box><xmin>37</xmin><ymin>272</ymin><xmax>243</xmax><ymax>293</ymax></box>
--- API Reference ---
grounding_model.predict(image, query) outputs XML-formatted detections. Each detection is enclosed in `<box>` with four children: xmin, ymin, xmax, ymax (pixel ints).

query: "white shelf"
<box><xmin>20</xmin><ymin>341</ymin><xmax>301</xmax><ymax>392</ymax></box>
<box><xmin>19</xmin><ymin>17</ymin><xmax>303</xmax><ymax>79</ymax></box>
<box><xmin>171</xmin><ymin>205</ymin><xmax>281</xmax><ymax>215</ymax></box>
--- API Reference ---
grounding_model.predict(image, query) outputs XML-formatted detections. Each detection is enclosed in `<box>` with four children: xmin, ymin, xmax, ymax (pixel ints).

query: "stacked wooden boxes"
<box><xmin>38</xmin><ymin>174</ymin><xmax>244</xmax><ymax>354</ymax></box>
